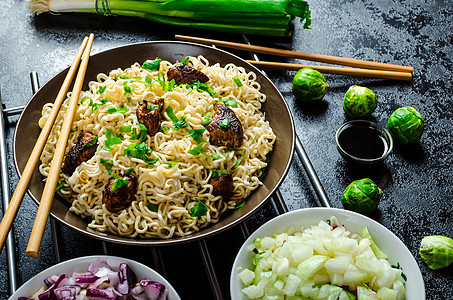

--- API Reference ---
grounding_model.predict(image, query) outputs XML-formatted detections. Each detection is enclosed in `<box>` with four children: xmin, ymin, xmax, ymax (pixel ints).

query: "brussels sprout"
<box><xmin>341</xmin><ymin>178</ymin><xmax>382</xmax><ymax>215</ymax></box>
<box><xmin>343</xmin><ymin>85</ymin><xmax>377</xmax><ymax>118</ymax></box>
<box><xmin>292</xmin><ymin>68</ymin><xmax>329</xmax><ymax>102</ymax></box>
<box><xmin>387</xmin><ymin>106</ymin><xmax>424</xmax><ymax>145</ymax></box>
<box><xmin>419</xmin><ymin>235</ymin><xmax>453</xmax><ymax>270</ymax></box>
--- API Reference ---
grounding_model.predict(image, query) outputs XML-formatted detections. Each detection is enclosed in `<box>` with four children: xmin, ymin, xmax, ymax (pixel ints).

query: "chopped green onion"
<box><xmin>181</xmin><ymin>56</ymin><xmax>190</xmax><ymax>65</ymax></box>
<box><xmin>166</xmin><ymin>106</ymin><xmax>188</xmax><ymax>130</ymax></box>
<box><xmin>97</xmin><ymin>86</ymin><xmax>106</xmax><ymax>94</ymax></box>
<box><xmin>232</xmin><ymin>76</ymin><xmax>243</xmax><ymax>87</ymax></box>
<box><xmin>235</xmin><ymin>151</ymin><xmax>246</xmax><ymax>168</ymax></box>
<box><xmin>100</xmin><ymin>158</ymin><xmax>114</xmax><ymax>175</ymax></box>
<box><xmin>155</xmin><ymin>72</ymin><xmax>175</xmax><ymax>91</ymax></box>
<box><xmin>145</xmin><ymin>76</ymin><xmax>153</xmax><ymax>89</ymax></box>
<box><xmin>119</xmin><ymin>125</ymin><xmax>132</xmax><ymax>133</ymax></box>
<box><xmin>235</xmin><ymin>199</ymin><xmax>246</xmax><ymax>209</ymax></box>
<box><xmin>80</xmin><ymin>96</ymin><xmax>91</xmax><ymax>105</ymax></box>
<box><xmin>189</xmin><ymin>198</ymin><xmax>208</xmax><ymax>217</ymax></box>
<box><xmin>201</xmin><ymin>112</ymin><xmax>212</xmax><ymax>125</ymax></box>
<box><xmin>112</xmin><ymin>173</ymin><xmax>129</xmax><ymax>191</ymax></box>
<box><xmin>148</xmin><ymin>203</ymin><xmax>159</xmax><ymax>212</ymax></box>
<box><xmin>142</xmin><ymin>58</ymin><xmax>162</xmax><ymax>71</ymax></box>
<box><xmin>83</xmin><ymin>135</ymin><xmax>98</xmax><ymax>147</ymax></box>
<box><xmin>167</xmin><ymin>161</ymin><xmax>178</xmax><ymax>168</ymax></box>
<box><xmin>147</xmin><ymin>103</ymin><xmax>160</xmax><ymax>110</ymax></box>
<box><xmin>165</xmin><ymin>105</ymin><xmax>179</xmax><ymax>123</ymax></box>
<box><xmin>210</xmin><ymin>153</ymin><xmax>223</xmax><ymax>160</ymax></box>
<box><xmin>188</xmin><ymin>144</ymin><xmax>204</xmax><ymax>156</ymax></box>
<box><xmin>220</xmin><ymin>97</ymin><xmax>238</xmax><ymax>107</ymax></box>
<box><xmin>55</xmin><ymin>182</ymin><xmax>65</xmax><ymax>191</ymax></box>
<box><xmin>107</xmin><ymin>106</ymin><xmax>128</xmax><ymax>114</ymax></box>
<box><xmin>212</xmin><ymin>169</ymin><xmax>227</xmax><ymax>177</ymax></box>
<box><xmin>123</xmin><ymin>142</ymin><xmax>157</xmax><ymax>164</ymax></box>
<box><xmin>70</xmin><ymin>128</ymin><xmax>77</xmax><ymax>133</ymax></box>
<box><xmin>220</xmin><ymin>118</ymin><xmax>231</xmax><ymax>127</ymax></box>
<box><xmin>103</xmin><ymin>127</ymin><xmax>123</xmax><ymax>151</ymax></box>
<box><xmin>128</xmin><ymin>124</ymin><xmax>148</xmax><ymax>143</ymax></box>
<box><xmin>125</xmin><ymin>167</ymin><xmax>134</xmax><ymax>175</ymax></box>
<box><xmin>251</xmin><ymin>134</ymin><xmax>258</xmax><ymax>144</ymax></box>
<box><xmin>161</xmin><ymin>126</ymin><xmax>169</xmax><ymax>134</ymax></box>
<box><xmin>186</xmin><ymin>81</ymin><xmax>217</xmax><ymax>97</ymax></box>
<box><xmin>187</xmin><ymin>128</ymin><xmax>206</xmax><ymax>144</ymax></box>
<box><xmin>123</xmin><ymin>82</ymin><xmax>132</xmax><ymax>94</ymax></box>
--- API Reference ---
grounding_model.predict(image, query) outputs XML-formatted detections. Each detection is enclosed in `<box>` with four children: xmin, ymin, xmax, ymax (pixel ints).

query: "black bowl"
<box><xmin>13</xmin><ymin>41</ymin><xmax>295</xmax><ymax>246</ymax></box>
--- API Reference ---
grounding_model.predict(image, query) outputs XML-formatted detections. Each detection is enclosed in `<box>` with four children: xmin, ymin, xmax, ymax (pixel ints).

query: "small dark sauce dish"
<box><xmin>335</xmin><ymin>120</ymin><xmax>393</xmax><ymax>165</ymax></box>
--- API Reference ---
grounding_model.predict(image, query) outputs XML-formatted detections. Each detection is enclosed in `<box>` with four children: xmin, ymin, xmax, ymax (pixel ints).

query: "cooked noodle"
<box><xmin>38</xmin><ymin>56</ymin><xmax>276</xmax><ymax>239</ymax></box>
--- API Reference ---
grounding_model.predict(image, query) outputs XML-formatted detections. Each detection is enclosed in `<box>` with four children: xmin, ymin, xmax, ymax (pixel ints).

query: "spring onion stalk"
<box><xmin>27</xmin><ymin>0</ymin><xmax>311</xmax><ymax>36</ymax></box>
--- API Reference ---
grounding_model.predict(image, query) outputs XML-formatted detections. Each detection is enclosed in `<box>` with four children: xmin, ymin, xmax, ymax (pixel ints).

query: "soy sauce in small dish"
<box><xmin>335</xmin><ymin>120</ymin><xmax>393</xmax><ymax>164</ymax></box>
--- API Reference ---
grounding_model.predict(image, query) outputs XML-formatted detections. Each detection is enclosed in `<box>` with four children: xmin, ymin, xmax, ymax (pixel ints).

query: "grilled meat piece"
<box><xmin>206</xmin><ymin>103</ymin><xmax>243</xmax><ymax>148</ymax></box>
<box><xmin>167</xmin><ymin>64</ymin><xmax>209</xmax><ymax>85</ymax></box>
<box><xmin>103</xmin><ymin>174</ymin><xmax>138</xmax><ymax>213</ymax></box>
<box><xmin>210</xmin><ymin>172</ymin><xmax>234</xmax><ymax>199</ymax></box>
<box><xmin>62</xmin><ymin>132</ymin><xmax>98</xmax><ymax>175</ymax></box>
<box><xmin>136</xmin><ymin>98</ymin><xmax>165</xmax><ymax>136</ymax></box>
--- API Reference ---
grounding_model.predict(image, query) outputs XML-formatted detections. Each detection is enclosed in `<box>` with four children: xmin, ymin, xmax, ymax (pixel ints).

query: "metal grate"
<box><xmin>1</xmin><ymin>36</ymin><xmax>330</xmax><ymax>299</ymax></box>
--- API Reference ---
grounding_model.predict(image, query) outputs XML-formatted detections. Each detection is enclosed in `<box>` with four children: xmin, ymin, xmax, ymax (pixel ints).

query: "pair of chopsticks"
<box><xmin>0</xmin><ymin>33</ymin><xmax>94</xmax><ymax>257</ymax></box>
<box><xmin>175</xmin><ymin>35</ymin><xmax>413</xmax><ymax>81</ymax></box>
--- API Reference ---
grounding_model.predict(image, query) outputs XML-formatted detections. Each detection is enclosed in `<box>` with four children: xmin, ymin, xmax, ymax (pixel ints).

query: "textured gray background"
<box><xmin>1</xmin><ymin>0</ymin><xmax>452</xmax><ymax>299</ymax></box>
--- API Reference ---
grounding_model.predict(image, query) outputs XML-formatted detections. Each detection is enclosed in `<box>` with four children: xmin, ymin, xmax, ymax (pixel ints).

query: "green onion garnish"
<box><xmin>147</xmin><ymin>103</ymin><xmax>160</xmax><ymax>111</ymax></box>
<box><xmin>123</xmin><ymin>142</ymin><xmax>157</xmax><ymax>164</ymax></box>
<box><xmin>103</xmin><ymin>128</ymin><xmax>123</xmax><ymax>151</ymax></box>
<box><xmin>232</xmin><ymin>76</ymin><xmax>243</xmax><ymax>87</ymax></box>
<box><xmin>212</xmin><ymin>169</ymin><xmax>227</xmax><ymax>177</ymax></box>
<box><xmin>100</xmin><ymin>158</ymin><xmax>114</xmax><ymax>175</ymax></box>
<box><xmin>119</xmin><ymin>125</ymin><xmax>132</xmax><ymax>133</ymax></box>
<box><xmin>123</xmin><ymin>82</ymin><xmax>132</xmax><ymax>94</ymax></box>
<box><xmin>189</xmin><ymin>198</ymin><xmax>208</xmax><ymax>217</ymax></box>
<box><xmin>107</xmin><ymin>106</ymin><xmax>128</xmax><ymax>114</ymax></box>
<box><xmin>97</xmin><ymin>86</ymin><xmax>106</xmax><ymax>94</ymax></box>
<box><xmin>112</xmin><ymin>173</ymin><xmax>129</xmax><ymax>191</ymax></box>
<box><xmin>187</xmin><ymin>128</ymin><xmax>206</xmax><ymax>144</ymax></box>
<box><xmin>147</xmin><ymin>203</ymin><xmax>159</xmax><ymax>212</ymax></box>
<box><xmin>166</xmin><ymin>106</ymin><xmax>188</xmax><ymax>130</ymax></box>
<box><xmin>83</xmin><ymin>135</ymin><xmax>98</xmax><ymax>147</ymax></box>
<box><xmin>201</xmin><ymin>112</ymin><xmax>212</xmax><ymax>125</ymax></box>
<box><xmin>220</xmin><ymin>97</ymin><xmax>238</xmax><ymax>107</ymax></box>
<box><xmin>142</xmin><ymin>58</ymin><xmax>162</xmax><ymax>72</ymax></box>
<box><xmin>220</xmin><ymin>118</ymin><xmax>230</xmax><ymax>127</ymax></box>
<box><xmin>167</xmin><ymin>161</ymin><xmax>178</xmax><ymax>168</ymax></box>
<box><xmin>235</xmin><ymin>199</ymin><xmax>246</xmax><ymax>209</ymax></box>
<box><xmin>188</xmin><ymin>144</ymin><xmax>204</xmax><ymax>156</ymax></box>
<box><xmin>55</xmin><ymin>182</ymin><xmax>65</xmax><ymax>191</ymax></box>
<box><xmin>181</xmin><ymin>56</ymin><xmax>190</xmax><ymax>65</ymax></box>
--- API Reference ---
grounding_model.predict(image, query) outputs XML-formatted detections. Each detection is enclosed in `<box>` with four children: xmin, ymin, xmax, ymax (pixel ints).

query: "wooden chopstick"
<box><xmin>175</xmin><ymin>34</ymin><xmax>413</xmax><ymax>74</ymax></box>
<box><xmin>0</xmin><ymin>36</ymin><xmax>90</xmax><ymax>254</ymax></box>
<box><xmin>248</xmin><ymin>60</ymin><xmax>412</xmax><ymax>81</ymax></box>
<box><xmin>26</xmin><ymin>33</ymin><xmax>94</xmax><ymax>257</ymax></box>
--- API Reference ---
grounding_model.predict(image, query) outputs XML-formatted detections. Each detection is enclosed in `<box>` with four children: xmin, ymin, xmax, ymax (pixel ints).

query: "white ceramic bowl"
<box><xmin>10</xmin><ymin>255</ymin><xmax>181</xmax><ymax>299</ymax></box>
<box><xmin>230</xmin><ymin>207</ymin><xmax>425</xmax><ymax>300</ymax></box>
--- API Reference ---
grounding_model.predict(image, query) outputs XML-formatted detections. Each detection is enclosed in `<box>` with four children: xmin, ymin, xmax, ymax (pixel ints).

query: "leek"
<box><xmin>27</xmin><ymin>0</ymin><xmax>311</xmax><ymax>36</ymax></box>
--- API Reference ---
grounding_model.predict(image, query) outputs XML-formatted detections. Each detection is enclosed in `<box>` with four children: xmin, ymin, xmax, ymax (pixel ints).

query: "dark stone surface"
<box><xmin>1</xmin><ymin>0</ymin><xmax>452</xmax><ymax>299</ymax></box>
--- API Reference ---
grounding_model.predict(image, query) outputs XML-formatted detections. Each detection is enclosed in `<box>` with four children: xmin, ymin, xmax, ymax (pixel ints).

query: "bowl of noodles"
<box><xmin>13</xmin><ymin>41</ymin><xmax>295</xmax><ymax>246</ymax></box>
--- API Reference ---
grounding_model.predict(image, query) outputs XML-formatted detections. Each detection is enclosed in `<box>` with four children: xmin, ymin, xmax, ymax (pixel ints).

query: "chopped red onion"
<box><xmin>21</xmin><ymin>260</ymin><xmax>168</xmax><ymax>300</ymax></box>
